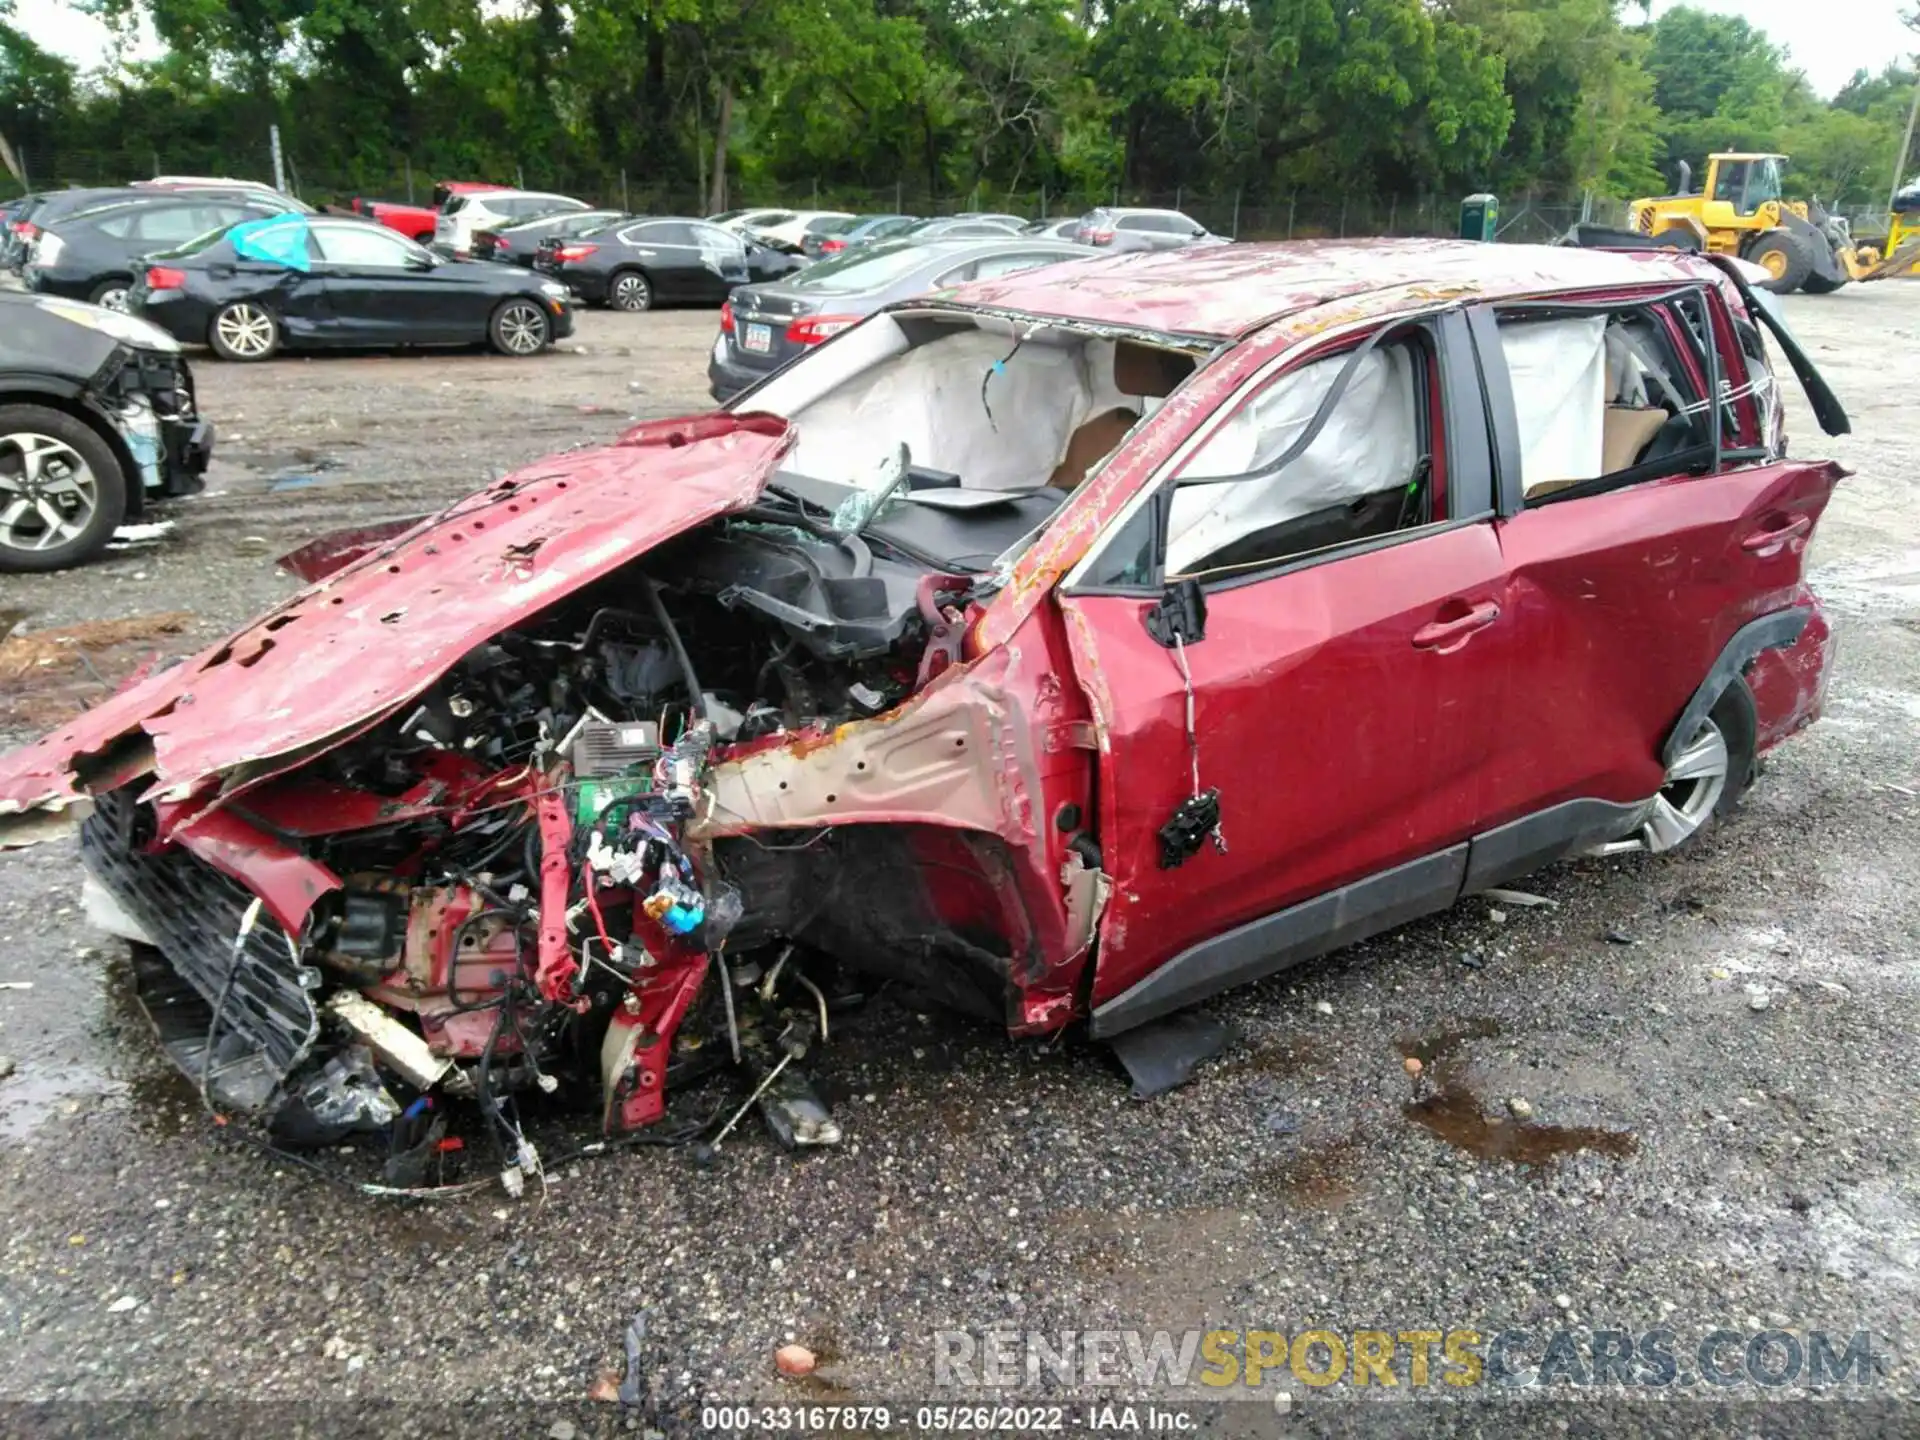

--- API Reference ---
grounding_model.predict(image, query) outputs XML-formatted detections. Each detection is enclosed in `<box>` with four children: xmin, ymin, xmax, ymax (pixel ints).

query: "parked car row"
<box><xmin>701</xmin><ymin>205</ymin><xmax>1221</xmax><ymax>257</ymax></box>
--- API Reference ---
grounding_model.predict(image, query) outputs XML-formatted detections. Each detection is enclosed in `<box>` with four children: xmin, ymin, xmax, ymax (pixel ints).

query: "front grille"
<box><xmin>82</xmin><ymin>790</ymin><xmax>319</xmax><ymax>1112</ymax></box>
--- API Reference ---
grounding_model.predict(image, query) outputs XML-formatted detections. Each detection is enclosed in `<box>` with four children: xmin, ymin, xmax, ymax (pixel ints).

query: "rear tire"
<box><xmin>609</xmin><ymin>269</ymin><xmax>653</xmax><ymax>312</ymax></box>
<box><xmin>1746</xmin><ymin>231</ymin><xmax>1812</xmax><ymax>294</ymax></box>
<box><xmin>1644</xmin><ymin>681</ymin><xmax>1757</xmax><ymax>853</ymax></box>
<box><xmin>208</xmin><ymin>302</ymin><xmax>280</xmax><ymax>362</ymax></box>
<box><xmin>0</xmin><ymin>403</ymin><xmax>129</xmax><ymax>573</ymax></box>
<box><xmin>489</xmin><ymin>298</ymin><xmax>550</xmax><ymax>357</ymax></box>
<box><xmin>87</xmin><ymin>278</ymin><xmax>132</xmax><ymax>312</ymax></box>
<box><xmin>1800</xmin><ymin>268</ymin><xmax>1848</xmax><ymax>294</ymax></box>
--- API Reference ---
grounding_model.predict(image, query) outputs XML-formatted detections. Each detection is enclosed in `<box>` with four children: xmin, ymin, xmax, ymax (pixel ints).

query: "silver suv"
<box><xmin>1074</xmin><ymin>207</ymin><xmax>1215</xmax><ymax>253</ymax></box>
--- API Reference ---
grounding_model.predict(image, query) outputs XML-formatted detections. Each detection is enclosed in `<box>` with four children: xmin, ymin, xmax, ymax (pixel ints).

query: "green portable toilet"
<box><xmin>1460</xmin><ymin>193</ymin><xmax>1498</xmax><ymax>242</ymax></box>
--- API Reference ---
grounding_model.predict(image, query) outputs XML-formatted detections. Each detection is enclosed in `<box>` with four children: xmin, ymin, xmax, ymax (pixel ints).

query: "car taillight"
<box><xmin>719</xmin><ymin>299</ymin><xmax>734</xmax><ymax>333</ymax></box>
<box><xmin>1088</xmin><ymin>229</ymin><xmax>1115</xmax><ymax>245</ymax></box>
<box><xmin>146</xmin><ymin>266</ymin><xmax>187</xmax><ymax>291</ymax></box>
<box><xmin>8</xmin><ymin>221</ymin><xmax>34</xmax><ymax>239</ymax></box>
<box><xmin>786</xmin><ymin>315</ymin><xmax>857</xmax><ymax>345</ymax></box>
<box><xmin>821</xmin><ymin>238</ymin><xmax>846</xmax><ymax>254</ymax></box>
<box><xmin>553</xmin><ymin>243</ymin><xmax>598</xmax><ymax>262</ymax></box>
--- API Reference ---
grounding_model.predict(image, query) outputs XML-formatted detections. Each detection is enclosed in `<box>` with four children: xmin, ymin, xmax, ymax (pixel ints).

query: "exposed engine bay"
<box><xmin>71</xmin><ymin>469</ymin><xmax>1084</xmax><ymax>1193</ymax></box>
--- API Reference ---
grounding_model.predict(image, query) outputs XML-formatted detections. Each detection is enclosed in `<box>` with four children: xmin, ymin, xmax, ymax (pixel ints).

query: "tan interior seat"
<box><xmin>1601</xmin><ymin>404</ymin><xmax>1670</xmax><ymax>473</ymax></box>
<box><xmin>1047</xmin><ymin>342</ymin><xmax>1196</xmax><ymax>491</ymax></box>
<box><xmin>1524</xmin><ymin>405</ymin><xmax>1673</xmax><ymax>499</ymax></box>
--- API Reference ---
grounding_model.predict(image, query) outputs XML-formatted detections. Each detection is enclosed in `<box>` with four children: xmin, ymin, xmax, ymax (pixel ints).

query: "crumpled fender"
<box><xmin>0</xmin><ymin>413</ymin><xmax>795</xmax><ymax>838</ymax></box>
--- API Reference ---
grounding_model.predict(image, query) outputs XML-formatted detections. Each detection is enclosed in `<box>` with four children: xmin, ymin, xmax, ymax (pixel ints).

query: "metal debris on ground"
<box><xmin>1481</xmin><ymin>887</ymin><xmax>1558</xmax><ymax>908</ymax></box>
<box><xmin>617</xmin><ymin>1309</ymin><xmax>651</xmax><ymax>1405</ymax></box>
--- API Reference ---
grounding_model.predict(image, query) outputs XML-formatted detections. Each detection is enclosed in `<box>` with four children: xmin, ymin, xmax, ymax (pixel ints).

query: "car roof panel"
<box><xmin>939</xmin><ymin>238</ymin><xmax>1721</xmax><ymax>340</ymax></box>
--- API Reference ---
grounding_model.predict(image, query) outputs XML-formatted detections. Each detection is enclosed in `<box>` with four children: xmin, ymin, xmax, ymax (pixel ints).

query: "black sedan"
<box><xmin>709</xmin><ymin>236</ymin><xmax>1085</xmax><ymax>401</ymax></box>
<box><xmin>534</xmin><ymin>216</ymin><xmax>750</xmax><ymax>311</ymax></box>
<box><xmin>473</xmin><ymin>208</ymin><xmax>626</xmax><ymax>266</ymax></box>
<box><xmin>0</xmin><ymin>291</ymin><xmax>213</xmax><ymax>571</ymax></box>
<box><xmin>26</xmin><ymin>193</ymin><xmax>299</xmax><ymax>311</ymax></box>
<box><xmin>129</xmin><ymin>215</ymin><xmax>575</xmax><ymax>361</ymax></box>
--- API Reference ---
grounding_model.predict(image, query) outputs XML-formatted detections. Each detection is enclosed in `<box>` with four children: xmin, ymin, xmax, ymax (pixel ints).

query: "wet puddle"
<box><xmin>1397</xmin><ymin>1017</ymin><xmax>1637</xmax><ymax>1166</ymax></box>
<box><xmin>1404</xmin><ymin>1090</ymin><xmax>1638</xmax><ymax>1164</ymax></box>
<box><xmin>0</xmin><ymin>954</ymin><xmax>202</xmax><ymax>1143</ymax></box>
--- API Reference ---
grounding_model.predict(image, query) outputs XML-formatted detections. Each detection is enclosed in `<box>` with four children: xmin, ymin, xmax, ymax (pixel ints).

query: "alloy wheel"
<box><xmin>497</xmin><ymin>302</ymin><xmax>547</xmax><ymax>354</ymax></box>
<box><xmin>1639</xmin><ymin>719</ymin><xmax>1730</xmax><ymax>853</ymax></box>
<box><xmin>95</xmin><ymin>287</ymin><xmax>131</xmax><ymax>313</ymax></box>
<box><xmin>0</xmin><ymin>432</ymin><xmax>98</xmax><ymax>555</ymax></box>
<box><xmin>216</xmin><ymin>305</ymin><xmax>275</xmax><ymax>358</ymax></box>
<box><xmin>612</xmin><ymin>273</ymin><xmax>650</xmax><ymax>311</ymax></box>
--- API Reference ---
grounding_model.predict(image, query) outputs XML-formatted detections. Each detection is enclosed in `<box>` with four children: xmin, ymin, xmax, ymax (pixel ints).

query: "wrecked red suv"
<box><xmin>0</xmin><ymin>241</ymin><xmax>1847</xmax><ymax>1170</ymax></box>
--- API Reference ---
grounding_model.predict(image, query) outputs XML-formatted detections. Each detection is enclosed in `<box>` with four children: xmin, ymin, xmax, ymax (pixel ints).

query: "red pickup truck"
<box><xmin>345</xmin><ymin>181</ymin><xmax>506</xmax><ymax>243</ymax></box>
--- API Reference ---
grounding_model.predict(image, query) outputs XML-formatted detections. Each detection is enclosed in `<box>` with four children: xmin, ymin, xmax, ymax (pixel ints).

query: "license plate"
<box><xmin>743</xmin><ymin>323</ymin><xmax>772</xmax><ymax>354</ymax></box>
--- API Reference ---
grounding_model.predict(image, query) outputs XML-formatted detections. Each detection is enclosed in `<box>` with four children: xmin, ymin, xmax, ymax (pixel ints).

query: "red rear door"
<box><xmin>1464</xmin><ymin>285</ymin><xmax>1842</xmax><ymax>831</ymax></box>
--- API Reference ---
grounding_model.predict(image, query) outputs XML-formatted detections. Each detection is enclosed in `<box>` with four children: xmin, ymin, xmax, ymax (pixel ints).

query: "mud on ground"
<box><xmin>0</xmin><ymin>297</ymin><xmax>1915</xmax><ymax>1429</ymax></box>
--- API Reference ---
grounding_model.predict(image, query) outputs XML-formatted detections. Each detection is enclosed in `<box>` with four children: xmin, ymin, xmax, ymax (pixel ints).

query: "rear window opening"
<box><xmin>743</xmin><ymin>311</ymin><xmax>1202</xmax><ymax>571</ymax></box>
<box><xmin>1494</xmin><ymin>290</ymin><xmax>1740</xmax><ymax>505</ymax></box>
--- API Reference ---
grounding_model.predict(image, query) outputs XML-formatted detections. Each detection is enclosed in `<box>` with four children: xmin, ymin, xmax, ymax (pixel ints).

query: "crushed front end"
<box><xmin>21</xmin><ymin>420</ymin><xmax>1099</xmax><ymax>1184</ymax></box>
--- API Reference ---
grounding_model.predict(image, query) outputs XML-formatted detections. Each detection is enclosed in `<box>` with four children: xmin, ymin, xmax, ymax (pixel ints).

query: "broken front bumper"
<box><xmin>160</xmin><ymin>416</ymin><xmax>215</xmax><ymax>496</ymax></box>
<box><xmin>81</xmin><ymin>790</ymin><xmax>319</xmax><ymax>1113</ymax></box>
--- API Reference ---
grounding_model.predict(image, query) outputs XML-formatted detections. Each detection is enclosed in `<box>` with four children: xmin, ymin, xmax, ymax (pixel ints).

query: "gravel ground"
<box><xmin>0</xmin><ymin>291</ymin><xmax>1915</xmax><ymax>1434</ymax></box>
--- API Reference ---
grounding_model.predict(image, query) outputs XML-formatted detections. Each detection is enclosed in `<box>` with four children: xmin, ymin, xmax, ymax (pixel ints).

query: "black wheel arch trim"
<box><xmin>1661</xmin><ymin>606</ymin><xmax>1809</xmax><ymax>769</ymax></box>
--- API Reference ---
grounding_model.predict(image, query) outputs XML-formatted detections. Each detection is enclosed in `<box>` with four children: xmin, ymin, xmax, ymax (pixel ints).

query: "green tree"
<box><xmin>1</xmin><ymin>14</ymin><xmax>78</xmax><ymax>187</ymax></box>
<box><xmin>1445</xmin><ymin>0</ymin><xmax>1662</xmax><ymax>196</ymax></box>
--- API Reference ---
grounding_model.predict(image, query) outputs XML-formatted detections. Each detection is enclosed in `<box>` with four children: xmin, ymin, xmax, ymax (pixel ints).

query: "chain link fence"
<box><xmin>3</xmin><ymin>147</ymin><xmax>1628</xmax><ymax>245</ymax></box>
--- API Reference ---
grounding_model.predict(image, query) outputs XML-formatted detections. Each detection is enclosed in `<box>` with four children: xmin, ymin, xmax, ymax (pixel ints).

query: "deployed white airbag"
<box><xmin>1499</xmin><ymin>315</ymin><xmax>1606</xmax><ymax>494</ymax></box>
<box><xmin>1166</xmin><ymin>346</ymin><xmax>1417</xmax><ymax>575</ymax></box>
<box><xmin>787</xmin><ymin>329</ymin><xmax>1104</xmax><ymax>492</ymax></box>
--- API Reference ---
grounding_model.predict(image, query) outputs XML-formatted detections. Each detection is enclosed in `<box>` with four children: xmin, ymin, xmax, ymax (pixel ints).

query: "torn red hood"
<box><xmin>0</xmin><ymin>413</ymin><xmax>794</xmax><ymax>823</ymax></box>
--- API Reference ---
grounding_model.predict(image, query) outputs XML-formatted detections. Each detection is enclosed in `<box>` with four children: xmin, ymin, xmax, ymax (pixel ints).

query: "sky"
<box><xmin>10</xmin><ymin>0</ymin><xmax>1919</xmax><ymax>100</ymax></box>
<box><xmin>1648</xmin><ymin>0</ymin><xmax>1918</xmax><ymax>97</ymax></box>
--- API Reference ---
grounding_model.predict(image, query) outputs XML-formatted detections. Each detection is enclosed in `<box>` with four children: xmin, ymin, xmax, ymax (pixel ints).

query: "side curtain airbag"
<box><xmin>1500</xmin><ymin>315</ymin><xmax>1606</xmax><ymax>494</ymax></box>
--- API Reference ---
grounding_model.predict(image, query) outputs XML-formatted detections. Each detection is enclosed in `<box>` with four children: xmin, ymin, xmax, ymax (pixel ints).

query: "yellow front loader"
<box><xmin>1570</xmin><ymin>153</ymin><xmax>1918</xmax><ymax>293</ymax></box>
<box><xmin>1852</xmin><ymin>180</ymin><xmax>1920</xmax><ymax>281</ymax></box>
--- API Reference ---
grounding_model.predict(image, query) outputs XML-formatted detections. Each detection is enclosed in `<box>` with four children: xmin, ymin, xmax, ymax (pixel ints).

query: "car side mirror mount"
<box><xmin>407</xmin><ymin>251</ymin><xmax>437</xmax><ymax>271</ymax></box>
<box><xmin>1144</xmin><ymin>577</ymin><xmax>1206</xmax><ymax>648</ymax></box>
